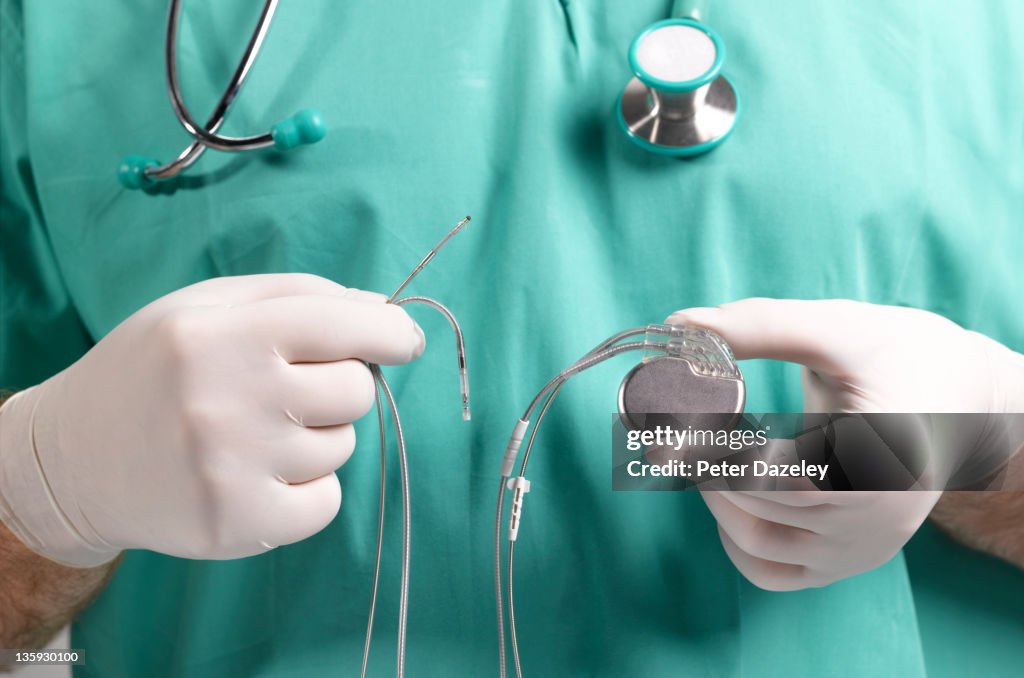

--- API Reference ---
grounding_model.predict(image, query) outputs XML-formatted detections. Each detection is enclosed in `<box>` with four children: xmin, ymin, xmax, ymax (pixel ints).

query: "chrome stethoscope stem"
<box><xmin>648</xmin><ymin>84</ymin><xmax>712</xmax><ymax>120</ymax></box>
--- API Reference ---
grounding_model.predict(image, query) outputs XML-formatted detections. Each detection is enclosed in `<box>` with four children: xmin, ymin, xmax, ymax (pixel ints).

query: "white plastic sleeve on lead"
<box><xmin>507</xmin><ymin>476</ymin><xmax>532</xmax><ymax>542</ymax></box>
<box><xmin>500</xmin><ymin>419</ymin><xmax>530</xmax><ymax>477</ymax></box>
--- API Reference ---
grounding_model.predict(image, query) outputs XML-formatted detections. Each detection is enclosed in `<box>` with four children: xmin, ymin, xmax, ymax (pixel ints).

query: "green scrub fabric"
<box><xmin>1</xmin><ymin>0</ymin><xmax>1022</xmax><ymax>676</ymax></box>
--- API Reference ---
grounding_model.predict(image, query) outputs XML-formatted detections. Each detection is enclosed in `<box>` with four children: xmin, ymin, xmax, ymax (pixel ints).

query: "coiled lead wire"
<box><xmin>496</xmin><ymin>338</ymin><xmax>671</xmax><ymax>677</ymax></box>
<box><xmin>361</xmin><ymin>217</ymin><xmax>473</xmax><ymax>677</ymax></box>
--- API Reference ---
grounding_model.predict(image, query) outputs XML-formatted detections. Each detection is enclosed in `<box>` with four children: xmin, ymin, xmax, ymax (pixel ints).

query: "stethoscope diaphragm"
<box><xmin>617</xmin><ymin>18</ymin><xmax>739</xmax><ymax>156</ymax></box>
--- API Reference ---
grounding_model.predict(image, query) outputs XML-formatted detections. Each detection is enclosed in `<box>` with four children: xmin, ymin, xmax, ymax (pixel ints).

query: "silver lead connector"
<box><xmin>460</xmin><ymin>367</ymin><xmax>471</xmax><ymax>421</ymax></box>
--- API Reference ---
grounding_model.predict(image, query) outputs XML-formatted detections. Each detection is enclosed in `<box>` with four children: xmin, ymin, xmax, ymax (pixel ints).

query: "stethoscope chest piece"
<box><xmin>617</xmin><ymin>18</ymin><xmax>739</xmax><ymax>156</ymax></box>
<box><xmin>618</xmin><ymin>354</ymin><xmax>745</xmax><ymax>434</ymax></box>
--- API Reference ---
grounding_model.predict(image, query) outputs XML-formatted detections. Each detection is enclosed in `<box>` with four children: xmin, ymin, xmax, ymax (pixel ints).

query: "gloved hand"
<box><xmin>666</xmin><ymin>298</ymin><xmax>1024</xmax><ymax>590</ymax></box>
<box><xmin>0</xmin><ymin>274</ymin><xmax>425</xmax><ymax>567</ymax></box>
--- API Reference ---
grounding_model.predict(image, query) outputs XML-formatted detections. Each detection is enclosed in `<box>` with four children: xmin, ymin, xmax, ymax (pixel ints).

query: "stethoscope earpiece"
<box><xmin>617</xmin><ymin>18</ymin><xmax>739</xmax><ymax>156</ymax></box>
<box><xmin>270</xmin><ymin>108</ymin><xmax>327</xmax><ymax>150</ymax></box>
<box><xmin>117</xmin><ymin>155</ymin><xmax>161</xmax><ymax>189</ymax></box>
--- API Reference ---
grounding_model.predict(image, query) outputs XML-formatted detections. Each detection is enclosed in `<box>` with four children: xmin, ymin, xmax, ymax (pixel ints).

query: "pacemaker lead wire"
<box><xmin>496</xmin><ymin>326</ymin><xmax>744</xmax><ymax>676</ymax></box>
<box><xmin>361</xmin><ymin>216</ymin><xmax>474</xmax><ymax>678</ymax></box>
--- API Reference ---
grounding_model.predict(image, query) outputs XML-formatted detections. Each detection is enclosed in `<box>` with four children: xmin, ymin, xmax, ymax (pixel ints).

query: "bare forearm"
<box><xmin>930</xmin><ymin>449</ymin><xmax>1024</xmax><ymax>569</ymax></box>
<box><xmin>0</xmin><ymin>520</ymin><xmax>118</xmax><ymax>648</ymax></box>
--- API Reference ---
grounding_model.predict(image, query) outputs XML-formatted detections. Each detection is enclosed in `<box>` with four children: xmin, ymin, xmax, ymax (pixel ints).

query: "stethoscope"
<box><xmin>118</xmin><ymin>1</ymin><xmax>738</xmax><ymax>189</ymax></box>
<box><xmin>617</xmin><ymin>2</ymin><xmax>740</xmax><ymax>156</ymax></box>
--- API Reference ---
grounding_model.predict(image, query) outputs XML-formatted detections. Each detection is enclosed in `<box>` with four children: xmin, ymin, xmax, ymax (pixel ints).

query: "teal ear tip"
<box><xmin>271</xmin><ymin>109</ymin><xmax>327</xmax><ymax>150</ymax></box>
<box><xmin>295</xmin><ymin>108</ymin><xmax>326</xmax><ymax>142</ymax></box>
<box><xmin>117</xmin><ymin>155</ymin><xmax>159</xmax><ymax>189</ymax></box>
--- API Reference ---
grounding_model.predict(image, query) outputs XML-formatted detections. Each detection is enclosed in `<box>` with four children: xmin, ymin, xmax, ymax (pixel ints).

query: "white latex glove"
<box><xmin>666</xmin><ymin>298</ymin><xmax>1024</xmax><ymax>591</ymax></box>
<box><xmin>0</xmin><ymin>274</ymin><xmax>425</xmax><ymax>567</ymax></box>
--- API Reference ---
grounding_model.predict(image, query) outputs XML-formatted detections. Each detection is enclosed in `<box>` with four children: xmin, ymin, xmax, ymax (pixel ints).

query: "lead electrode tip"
<box><xmin>389</xmin><ymin>214</ymin><xmax>475</xmax><ymax>302</ymax></box>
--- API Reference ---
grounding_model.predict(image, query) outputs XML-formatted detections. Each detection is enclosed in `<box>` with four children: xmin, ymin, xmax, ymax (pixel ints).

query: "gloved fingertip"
<box><xmin>411</xmin><ymin>321</ymin><xmax>426</xmax><ymax>358</ymax></box>
<box><xmin>341</xmin><ymin>289</ymin><xmax>389</xmax><ymax>304</ymax></box>
<box><xmin>666</xmin><ymin>307</ymin><xmax>719</xmax><ymax>326</ymax></box>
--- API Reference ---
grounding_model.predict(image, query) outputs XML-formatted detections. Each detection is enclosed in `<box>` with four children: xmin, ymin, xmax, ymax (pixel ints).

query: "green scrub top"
<box><xmin>1</xmin><ymin>1</ymin><xmax>1022</xmax><ymax>676</ymax></box>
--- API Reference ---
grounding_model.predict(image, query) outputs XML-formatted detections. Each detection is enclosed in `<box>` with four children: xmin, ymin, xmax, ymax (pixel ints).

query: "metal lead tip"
<box><xmin>389</xmin><ymin>215</ymin><xmax>473</xmax><ymax>302</ymax></box>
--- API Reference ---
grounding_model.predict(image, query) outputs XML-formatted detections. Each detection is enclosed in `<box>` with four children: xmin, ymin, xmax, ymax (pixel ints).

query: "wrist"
<box><xmin>0</xmin><ymin>383</ymin><xmax>119</xmax><ymax>568</ymax></box>
<box><xmin>942</xmin><ymin>334</ymin><xmax>1024</xmax><ymax>489</ymax></box>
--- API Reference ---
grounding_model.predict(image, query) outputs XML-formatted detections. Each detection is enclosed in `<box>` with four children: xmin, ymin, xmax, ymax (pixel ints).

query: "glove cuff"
<box><xmin>0</xmin><ymin>384</ymin><xmax>119</xmax><ymax>568</ymax></box>
<box><xmin>989</xmin><ymin>342</ymin><xmax>1024</xmax><ymax>414</ymax></box>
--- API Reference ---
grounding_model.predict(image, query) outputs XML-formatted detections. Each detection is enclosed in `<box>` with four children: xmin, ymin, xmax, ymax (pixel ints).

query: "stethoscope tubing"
<box><xmin>146</xmin><ymin>0</ymin><xmax>277</xmax><ymax>181</ymax></box>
